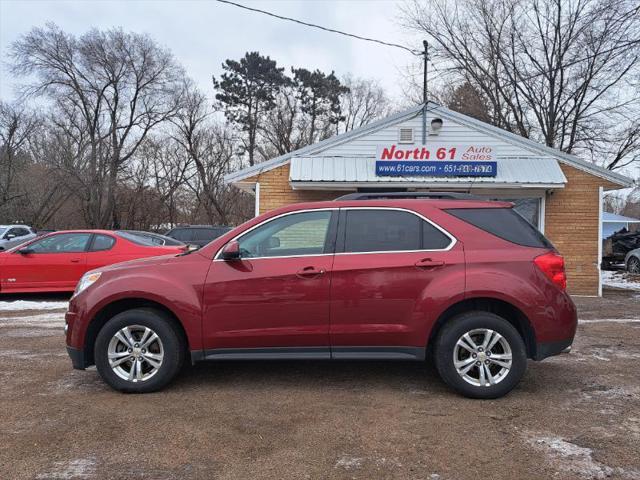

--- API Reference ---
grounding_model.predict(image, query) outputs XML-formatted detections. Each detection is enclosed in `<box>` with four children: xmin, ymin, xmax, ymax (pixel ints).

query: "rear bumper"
<box><xmin>533</xmin><ymin>338</ymin><xmax>573</xmax><ymax>361</ymax></box>
<box><xmin>66</xmin><ymin>346</ymin><xmax>87</xmax><ymax>370</ymax></box>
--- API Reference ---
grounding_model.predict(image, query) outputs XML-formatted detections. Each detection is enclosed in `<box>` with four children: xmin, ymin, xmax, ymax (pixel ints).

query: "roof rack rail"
<box><xmin>334</xmin><ymin>192</ymin><xmax>481</xmax><ymax>201</ymax></box>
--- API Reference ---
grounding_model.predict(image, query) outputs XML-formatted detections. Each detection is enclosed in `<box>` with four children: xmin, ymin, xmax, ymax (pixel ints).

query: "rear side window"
<box><xmin>446</xmin><ymin>208</ymin><xmax>553</xmax><ymax>249</ymax></box>
<box><xmin>90</xmin><ymin>234</ymin><xmax>115</xmax><ymax>251</ymax></box>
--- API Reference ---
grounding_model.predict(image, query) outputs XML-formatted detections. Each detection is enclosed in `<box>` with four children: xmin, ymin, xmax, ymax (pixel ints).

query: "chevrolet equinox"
<box><xmin>65</xmin><ymin>193</ymin><xmax>577</xmax><ymax>398</ymax></box>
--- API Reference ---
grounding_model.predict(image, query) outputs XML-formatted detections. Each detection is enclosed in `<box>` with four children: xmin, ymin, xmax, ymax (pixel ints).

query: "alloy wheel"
<box><xmin>453</xmin><ymin>328</ymin><xmax>513</xmax><ymax>387</ymax></box>
<box><xmin>629</xmin><ymin>257</ymin><xmax>640</xmax><ymax>274</ymax></box>
<box><xmin>107</xmin><ymin>325</ymin><xmax>164</xmax><ymax>382</ymax></box>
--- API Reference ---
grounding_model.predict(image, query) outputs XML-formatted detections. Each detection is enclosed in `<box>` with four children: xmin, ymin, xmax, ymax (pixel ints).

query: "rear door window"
<box><xmin>446</xmin><ymin>208</ymin><xmax>553</xmax><ymax>248</ymax></box>
<box><xmin>343</xmin><ymin>210</ymin><xmax>422</xmax><ymax>253</ymax></box>
<box><xmin>422</xmin><ymin>222</ymin><xmax>453</xmax><ymax>249</ymax></box>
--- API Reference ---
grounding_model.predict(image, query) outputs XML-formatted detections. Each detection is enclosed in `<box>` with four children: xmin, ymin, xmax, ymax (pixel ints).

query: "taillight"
<box><xmin>534</xmin><ymin>252</ymin><xmax>567</xmax><ymax>290</ymax></box>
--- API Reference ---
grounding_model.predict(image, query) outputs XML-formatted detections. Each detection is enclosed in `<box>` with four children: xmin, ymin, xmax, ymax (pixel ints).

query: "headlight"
<box><xmin>74</xmin><ymin>272</ymin><xmax>102</xmax><ymax>296</ymax></box>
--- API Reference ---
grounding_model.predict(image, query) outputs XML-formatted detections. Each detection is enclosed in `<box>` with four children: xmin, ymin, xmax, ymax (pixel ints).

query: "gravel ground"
<box><xmin>0</xmin><ymin>289</ymin><xmax>639</xmax><ymax>480</ymax></box>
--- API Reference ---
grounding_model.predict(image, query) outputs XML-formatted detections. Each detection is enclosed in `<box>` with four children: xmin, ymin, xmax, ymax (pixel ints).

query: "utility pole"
<box><xmin>422</xmin><ymin>40</ymin><xmax>428</xmax><ymax>145</ymax></box>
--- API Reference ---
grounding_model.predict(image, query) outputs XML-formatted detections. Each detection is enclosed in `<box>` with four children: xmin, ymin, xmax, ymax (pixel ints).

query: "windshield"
<box><xmin>0</xmin><ymin>228</ymin><xmax>7</xmax><ymax>237</ymax></box>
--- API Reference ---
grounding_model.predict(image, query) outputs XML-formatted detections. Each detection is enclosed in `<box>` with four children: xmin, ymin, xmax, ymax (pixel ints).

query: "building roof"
<box><xmin>602</xmin><ymin>212</ymin><xmax>640</xmax><ymax>223</ymax></box>
<box><xmin>225</xmin><ymin>103</ymin><xmax>634</xmax><ymax>188</ymax></box>
<box><xmin>289</xmin><ymin>155</ymin><xmax>566</xmax><ymax>189</ymax></box>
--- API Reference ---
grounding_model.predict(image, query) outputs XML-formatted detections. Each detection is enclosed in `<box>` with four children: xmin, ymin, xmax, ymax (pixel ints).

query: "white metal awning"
<box><xmin>289</xmin><ymin>156</ymin><xmax>567</xmax><ymax>190</ymax></box>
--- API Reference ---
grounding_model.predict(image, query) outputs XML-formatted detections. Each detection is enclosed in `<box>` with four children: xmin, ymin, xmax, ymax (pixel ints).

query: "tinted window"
<box><xmin>344</xmin><ymin>210</ymin><xmax>421</xmax><ymax>253</ymax></box>
<box><xmin>486</xmin><ymin>197</ymin><xmax>540</xmax><ymax>227</ymax></box>
<box><xmin>238</xmin><ymin>211</ymin><xmax>332</xmax><ymax>258</ymax></box>
<box><xmin>193</xmin><ymin>228</ymin><xmax>217</xmax><ymax>242</ymax></box>
<box><xmin>28</xmin><ymin>233</ymin><xmax>91</xmax><ymax>253</ymax></box>
<box><xmin>168</xmin><ymin>229</ymin><xmax>193</xmax><ymax>242</ymax></box>
<box><xmin>90</xmin><ymin>234</ymin><xmax>115</xmax><ymax>251</ymax></box>
<box><xmin>422</xmin><ymin>222</ymin><xmax>452</xmax><ymax>249</ymax></box>
<box><xmin>11</xmin><ymin>228</ymin><xmax>30</xmax><ymax>237</ymax></box>
<box><xmin>446</xmin><ymin>208</ymin><xmax>553</xmax><ymax>249</ymax></box>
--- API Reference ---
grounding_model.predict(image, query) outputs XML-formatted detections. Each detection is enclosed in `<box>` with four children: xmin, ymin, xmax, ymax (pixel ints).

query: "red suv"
<box><xmin>65</xmin><ymin>193</ymin><xmax>577</xmax><ymax>398</ymax></box>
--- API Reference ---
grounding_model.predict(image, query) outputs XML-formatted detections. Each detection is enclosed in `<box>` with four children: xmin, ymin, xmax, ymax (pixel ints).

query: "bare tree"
<box><xmin>172</xmin><ymin>83</ymin><xmax>250</xmax><ymax>225</ymax></box>
<box><xmin>339</xmin><ymin>75</ymin><xmax>392</xmax><ymax>133</ymax></box>
<box><xmin>0</xmin><ymin>102</ymin><xmax>40</xmax><ymax>219</ymax></box>
<box><xmin>259</xmin><ymin>88</ymin><xmax>307</xmax><ymax>157</ymax></box>
<box><xmin>402</xmin><ymin>0</ymin><xmax>640</xmax><ymax>169</ymax></box>
<box><xmin>10</xmin><ymin>23</ymin><xmax>184</xmax><ymax>227</ymax></box>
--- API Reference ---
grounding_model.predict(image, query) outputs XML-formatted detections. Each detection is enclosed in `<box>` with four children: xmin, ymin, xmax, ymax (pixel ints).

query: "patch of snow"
<box><xmin>579</xmin><ymin>318</ymin><xmax>640</xmax><ymax>323</ymax></box>
<box><xmin>528</xmin><ymin>435</ymin><xmax>613</xmax><ymax>479</ymax></box>
<box><xmin>0</xmin><ymin>300</ymin><xmax>68</xmax><ymax>311</ymax></box>
<box><xmin>3</xmin><ymin>329</ymin><xmax>62</xmax><ymax>337</ymax></box>
<box><xmin>0</xmin><ymin>349</ymin><xmax>65</xmax><ymax>359</ymax></box>
<box><xmin>36</xmin><ymin>457</ymin><xmax>97</xmax><ymax>479</ymax></box>
<box><xmin>48</xmin><ymin>371</ymin><xmax>106</xmax><ymax>394</ymax></box>
<box><xmin>335</xmin><ymin>455</ymin><xmax>364</xmax><ymax>470</ymax></box>
<box><xmin>602</xmin><ymin>270</ymin><xmax>640</xmax><ymax>291</ymax></box>
<box><xmin>0</xmin><ymin>312</ymin><xmax>65</xmax><ymax>328</ymax></box>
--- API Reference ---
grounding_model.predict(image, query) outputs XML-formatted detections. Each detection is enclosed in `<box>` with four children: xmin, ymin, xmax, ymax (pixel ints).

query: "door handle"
<box><xmin>296</xmin><ymin>266</ymin><xmax>325</xmax><ymax>279</ymax></box>
<box><xmin>70</xmin><ymin>259</ymin><xmax>80</xmax><ymax>263</ymax></box>
<box><xmin>415</xmin><ymin>258</ymin><xmax>445</xmax><ymax>269</ymax></box>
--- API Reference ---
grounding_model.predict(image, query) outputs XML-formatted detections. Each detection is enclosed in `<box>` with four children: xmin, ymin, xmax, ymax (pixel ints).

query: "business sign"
<box><xmin>375</xmin><ymin>144</ymin><xmax>498</xmax><ymax>177</ymax></box>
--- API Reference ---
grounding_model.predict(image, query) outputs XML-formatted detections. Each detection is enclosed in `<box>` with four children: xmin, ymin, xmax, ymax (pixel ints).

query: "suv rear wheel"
<box><xmin>434</xmin><ymin>311</ymin><xmax>527</xmax><ymax>399</ymax></box>
<box><xmin>94</xmin><ymin>308</ymin><xmax>184</xmax><ymax>393</ymax></box>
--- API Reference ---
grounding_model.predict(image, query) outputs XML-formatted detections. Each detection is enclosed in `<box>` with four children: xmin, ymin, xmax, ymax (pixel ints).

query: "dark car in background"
<box><xmin>165</xmin><ymin>225</ymin><xmax>232</xmax><ymax>247</ymax></box>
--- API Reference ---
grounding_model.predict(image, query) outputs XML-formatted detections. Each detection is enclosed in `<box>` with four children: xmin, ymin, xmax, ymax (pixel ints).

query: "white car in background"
<box><xmin>0</xmin><ymin>225</ymin><xmax>37</xmax><ymax>251</ymax></box>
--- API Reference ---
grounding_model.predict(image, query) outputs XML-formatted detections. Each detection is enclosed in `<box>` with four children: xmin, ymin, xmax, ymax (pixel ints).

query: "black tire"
<box><xmin>434</xmin><ymin>311</ymin><xmax>527</xmax><ymax>399</ymax></box>
<box><xmin>628</xmin><ymin>256</ymin><xmax>640</xmax><ymax>274</ymax></box>
<box><xmin>94</xmin><ymin>308</ymin><xmax>184</xmax><ymax>393</ymax></box>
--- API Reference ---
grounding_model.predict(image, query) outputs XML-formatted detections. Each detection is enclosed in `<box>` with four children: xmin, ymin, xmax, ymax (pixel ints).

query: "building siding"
<box><xmin>246</xmin><ymin>162</ymin><xmax>617</xmax><ymax>296</ymax></box>
<box><xmin>545</xmin><ymin>164</ymin><xmax>618</xmax><ymax>296</ymax></box>
<box><xmin>245</xmin><ymin>164</ymin><xmax>342</xmax><ymax>215</ymax></box>
<box><xmin>317</xmin><ymin>113</ymin><xmax>543</xmax><ymax>158</ymax></box>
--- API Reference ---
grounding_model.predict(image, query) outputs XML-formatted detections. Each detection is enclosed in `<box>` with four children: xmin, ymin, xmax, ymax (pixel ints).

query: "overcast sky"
<box><xmin>0</xmin><ymin>0</ymin><xmax>419</xmax><ymax>103</ymax></box>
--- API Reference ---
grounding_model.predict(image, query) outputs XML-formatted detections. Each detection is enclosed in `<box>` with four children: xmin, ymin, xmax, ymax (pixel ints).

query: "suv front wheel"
<box><xmin>434</xmin><ymin>311</ymin><xmax>527</xmax><ymax>399</ymax></box>
<box><xmin>94</xmin><ymin>308</ymin><xmax>184</xmax><ymax>393</ymax></box>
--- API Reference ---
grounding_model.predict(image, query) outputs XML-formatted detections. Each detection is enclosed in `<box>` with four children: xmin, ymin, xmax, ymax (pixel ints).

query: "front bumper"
<box><xmin>534</xmin><ymin>338</ymin><xmax>573</xmax><ymax>361</ymax></box>
<box><xmin>66</xmin><ymin>346</ymin><xmax>87</xmax><ymax>370</ymax></box>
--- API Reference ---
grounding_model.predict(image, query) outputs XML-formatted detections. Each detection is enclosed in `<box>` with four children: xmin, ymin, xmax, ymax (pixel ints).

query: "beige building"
<box><xmin>225</xmin><ymin>103</ymin><xmax>633</xmax><ymax>296</ymax></box>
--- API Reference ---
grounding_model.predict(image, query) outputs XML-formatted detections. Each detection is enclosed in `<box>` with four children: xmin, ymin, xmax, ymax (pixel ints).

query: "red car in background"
<box><xmin>0</xmin><ymin>230</ymin><xmax>186</xmax><ymax>294</ymax></box>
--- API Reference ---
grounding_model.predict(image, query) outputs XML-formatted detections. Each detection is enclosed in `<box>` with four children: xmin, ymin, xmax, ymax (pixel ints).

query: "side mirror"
<box><xmin>5</xmin><ymin>234</ymin><xmax>16</xmax><ymax>240</ymax></box>
<box><xmin>18</xmin><ymin>247</ymin><xmax>34</xmax><ymax>255</ymax></box>
<box><xmin>220</xmin><ymin>240</ymin><xmax>241</xmax><ymax>261</ymax></box>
